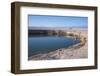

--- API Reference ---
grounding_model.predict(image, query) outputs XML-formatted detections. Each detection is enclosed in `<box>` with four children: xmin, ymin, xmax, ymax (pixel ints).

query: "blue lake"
<box><xmin>28</xmin><ymin>36</ymin><xmax>80</xmax><ymax>57</ymax></box>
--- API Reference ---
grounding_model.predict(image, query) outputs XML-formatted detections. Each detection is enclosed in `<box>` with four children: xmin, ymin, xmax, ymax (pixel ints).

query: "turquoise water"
<box><xmin>28</xmin><ymin>36</ymin><xmax>80</xmax><ymax>57</ymax></box>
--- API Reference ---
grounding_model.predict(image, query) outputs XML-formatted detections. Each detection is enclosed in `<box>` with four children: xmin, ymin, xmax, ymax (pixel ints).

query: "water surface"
<box><xmin>28</xmin><ymin>36</ymin><xmax>80</xmax><ymax>57</ymax></box>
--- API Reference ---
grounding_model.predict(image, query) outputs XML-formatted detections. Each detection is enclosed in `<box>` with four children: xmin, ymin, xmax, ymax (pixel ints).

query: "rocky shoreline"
<box><xmin>29</xmin><ymin>28</ymin><xmax>88</xmax><ymax>60</ymax></box>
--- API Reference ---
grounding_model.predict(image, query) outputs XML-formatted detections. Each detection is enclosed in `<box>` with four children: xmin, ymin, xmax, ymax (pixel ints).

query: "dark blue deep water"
<box><xmin>28</xmin><ymin>36</ymin><xmax>80</xmax><ymax>57</ymax></box>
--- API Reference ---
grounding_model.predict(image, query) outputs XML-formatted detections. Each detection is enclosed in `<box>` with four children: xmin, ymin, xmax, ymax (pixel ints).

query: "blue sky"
<box><xmin>28</xmin><ymin>15</ymin><xmax>88</xmax><ymax>28</ymax></box>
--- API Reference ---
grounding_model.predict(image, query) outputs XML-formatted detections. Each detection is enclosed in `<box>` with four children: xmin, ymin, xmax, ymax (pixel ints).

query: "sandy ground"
<box><xmin>29</xmin><ymin>28</ymin><xmax>88</xmax><ymax>60</ymax></box>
